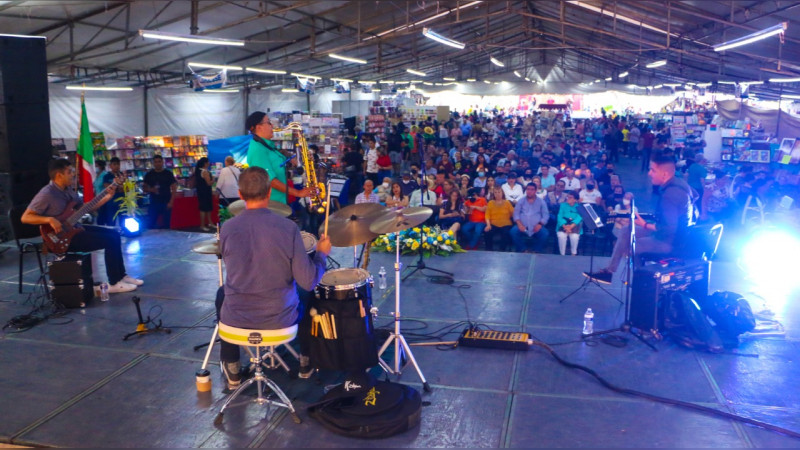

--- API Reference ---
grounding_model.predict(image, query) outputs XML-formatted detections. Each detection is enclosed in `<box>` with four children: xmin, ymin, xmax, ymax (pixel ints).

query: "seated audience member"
<box><xmin>579</xmin><ymin>179</ymin><xmax>604</xmax><ymax>207</ymax></box>
<box><xmin>438</xmin><ymin>189</ymin><xmax>466</xmax><ymax>233</ymax></box>
<box><xmin>376</xmin><ymin>177</ymin><xmax>392</xmax><ymax>204</ymax></box>
<box><xmin>502</xmin><ymin>172</ymin><xmax>525</xmax><ymax>205</ymax></box>
<box><xmin>21</xmin><ymin>158</ymin><xmax>142</xmax><ymax>294</ymax></box>
<box><xmin>409</xmin><ymin>178</ymin><xmax>438</xmax><ymax>208</ymax></box>
<box><xmin>540</xmin><ymin>165</ymin><xmax>556</xmax><ymax>191</ymax></box>
<box><xmin>556</xmin><ymin>191</ymin><xmax>583</xmax><ymax>256</ymax></box>
<box><xmin>399</xmin><ymin>171</ymin><xmax>419</xmax><ymax>197</ymax></box>
<box><xmin>484</xmin><ymin>186</ymin><xmax>515</xmax><ymax>252</ymax></box>
<box><xmin>355</xmin><ymin>179</ymin><xmax>379</xmax><ymax>204</ymax></box>
<box><xmin>386</xmin><ymin>181</ymin><xmax>409</xmax><ymax>209</ymax></box>
<box><xmin>701</xmin><ymin>169</ymin><xmax>735</xmax><ymax>223</ymax></box>
<box><xmin>547</xmin><ymin>179</ymin><xmax>569</xmax><ymax>213</ymax></box>
<box><xmin>459</xmin><ymin>174</ymin><xmax>471</xmax><ymax>198</ymax></box>
<box><xmin>510</xmin><ymin>183</ymin><xmax>550</xmax><ymax>253</ymax></box>
<box><xmin>462</xmin><ymin>188</ymin><xmax>487</xmax><ymax>250</ymax></box>
<box><xmin>606</xmin><ymin>184</ymin><xmax>625</xmax><ymax>210</ymax></box>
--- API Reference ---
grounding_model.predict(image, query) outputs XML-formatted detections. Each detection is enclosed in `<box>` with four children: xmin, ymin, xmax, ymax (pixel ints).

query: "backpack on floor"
<box><xmin>702</xmin><ymin>291</ymin><xmax>756</xmax><ymax>345</ymax></box>
<box><xmin>308</xmin><ymin>374</ymin><xmax>421</xmax><ymax>439</ymax></box>
<box><xmin>664</xmin><ymin>291</ymin><xmax>724</xmax><ymax>353</ymax></box>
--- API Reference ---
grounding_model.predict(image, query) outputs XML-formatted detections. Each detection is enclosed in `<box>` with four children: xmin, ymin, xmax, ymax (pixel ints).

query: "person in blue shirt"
<box><xmin>510</xmin><ymin>183</ymin><xmax>550</xmax><ymax>253</ymax></box>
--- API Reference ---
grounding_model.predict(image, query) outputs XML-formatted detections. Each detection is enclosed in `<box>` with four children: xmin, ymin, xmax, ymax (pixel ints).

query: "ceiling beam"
<box><xmin>31</xmin><ymin>2</ymin><xmax>128</xmax><ymax>35</ymax></box>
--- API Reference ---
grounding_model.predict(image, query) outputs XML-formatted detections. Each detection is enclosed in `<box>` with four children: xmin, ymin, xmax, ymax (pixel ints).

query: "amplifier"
<box><xmin>49</xmin><ymin>283</ymin><xmax>93</xmax><ymax>308</ymax></box>
<box><xmin>47</xmin><ymin>253</ymin><xmax>93</xmax><ymax>286</ymax></box>
<box><xmin>629</xmin><ymin>259</ymin><xmax>709</xmax><ymax>333</ymax></box>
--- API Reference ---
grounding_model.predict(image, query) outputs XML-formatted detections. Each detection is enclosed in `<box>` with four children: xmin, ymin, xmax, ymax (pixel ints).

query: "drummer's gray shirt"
<box><xmin>220</xmin><ymin>208</ymin><xmax>326</xmax><ymax>329</ymax></box>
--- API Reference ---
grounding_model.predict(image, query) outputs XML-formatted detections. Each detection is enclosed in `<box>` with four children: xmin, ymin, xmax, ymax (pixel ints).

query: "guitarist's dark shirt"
<box><xmin>28</xmin><ymin>181</ymin><xmax>81</xmax><ymax>218</ymax></box>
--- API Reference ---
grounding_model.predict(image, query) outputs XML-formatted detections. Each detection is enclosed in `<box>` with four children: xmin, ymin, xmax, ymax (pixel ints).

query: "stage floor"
<box><xmin>0</xmin><ymin>229</ymin><xmax>798</xmax><ymax>448</ymax></box>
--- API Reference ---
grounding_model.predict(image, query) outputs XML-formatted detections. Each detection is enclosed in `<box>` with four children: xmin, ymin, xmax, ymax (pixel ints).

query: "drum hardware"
<box><xmin>369</xmin><ymin>207</ymin><xmax>434</xmax><ymax>392</ymax></box>
<box><xmin>322</xmin><ymin>202</ymin><xmax>386</xmax><ymax>268</ymax></box>
<box><xmin>195</xmin><ymin>223</ymin><xmax>224</xmax><ymax>369</ymax></box>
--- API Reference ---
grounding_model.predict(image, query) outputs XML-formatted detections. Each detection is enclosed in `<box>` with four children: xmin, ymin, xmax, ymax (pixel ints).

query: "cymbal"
<box><xmin>369</xmin><ymin>207</ymin><xmax>433</xmax><ymax>235</ymax></box>
<box><xmin>226</xmin><ymin>199</ymin><xmax>292</xmax><ymax>217</ymax></box>
<box><xmin>192</xmin><ymin>239</ymin><xmax>220</xmax><ymax>255</ymax></box>
<box><xmin>323</xmin><ymin>203</ymin><xmax>387</xmax><ymax>247</ymax></box>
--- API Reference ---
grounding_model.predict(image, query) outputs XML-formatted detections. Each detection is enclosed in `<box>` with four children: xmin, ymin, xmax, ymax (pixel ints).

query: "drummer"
<box><xmin>216</xmin><ymin>167</ymin><xmax>331</xmax><ymax>388</ymax></box>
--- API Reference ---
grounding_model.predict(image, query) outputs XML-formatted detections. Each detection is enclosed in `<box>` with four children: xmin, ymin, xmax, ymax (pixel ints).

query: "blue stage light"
<box><xmin>123</xmin><ymin>217</ymin><xmax>141</xmax><ymax>235</ymax></box>
<box><xmin>740</xmin><ymin>227</ymin><xmax>800</xmax><ymax>309</ymax></box>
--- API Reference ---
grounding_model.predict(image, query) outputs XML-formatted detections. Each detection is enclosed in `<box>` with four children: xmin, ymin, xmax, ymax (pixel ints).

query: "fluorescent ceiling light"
<box><xmin>589</xmin><ymin>81</ymin><xmax>594</xmax><ymax>85</ymax></box>
<box><xmin>594</xmin><ymin>79</ymin><xmax>601</xmax><ymax>83</ymax></box>
<box><xmin>291</xmin><ymin>72</ymin><xmax>321</xmax><ymax>80</ymax></box>
<box><xmin>423</xmin><ymin>82</ymin><xmax>433</xmax><ymax>86</ymax></box>
<box><xmin>770</xmin><ymin>76</ymin><xmax>800</xmax><ymax>83</ymax></box>
<box><xmin>514</xmin><ymin>71</ymin><xmax>522</xmax><ymax>78</ymax></box>
<box><xmin>281</xmin><ymin>88</ymin><xmax>299</xmax><ymax>93</ymax></box>
<box><xmin>66</xmin><ymin>86</ymin><xmax>133</xmax><ymax>91</ymax></box>
<box><xmin>406</xmin><ymin>68</ymin><xmax>427</xmax><ymax>76</ymax></box>
<box><xmin>489</xmin><ymin>57</ymin><xmax>505</xmax><ymax>67</ymax></box>
<box><xmin>714</xmin><ymin>23</ymin><xmax>787</xmax><ymax>52</ymax></box>
<box><xmin>782</xmin><ymin>94</ymin><xmax>800</xmax><ymax>99</ymax></box>
<box><xmin>483</xmin><ymin>80</ymin><xmax>491</xmax><ymax>84</ymax></box>
<box><xmin>525</xmin><ymin>77</ymin><xmax>530</xmax><ymax>81</ymax></box>
<box><xmin>605</xmin><ymin>77</ymin><xmax>612</xmax><ymax>81</ymax></box>
<box><xmin>467</xmin><ymin>78</ymin><xmax>476</xmax><ymax>82</ymax></box>
<box><xmin>422</xmin><ymin>28</ymin><xmax>466</xmax><ymax>50</ymax></box>
<box><xmin>409</xmin><ymin>80</ymin><xmax>423</xmax><ymax>83</ymax></box>
<box><xmin>443</xmin><ymin>77</ymin><xmax>456</xmax><ymax>81</ymax></box>
<box><xmin>203</xmin><ymin>89</ymin><xmax>239</xmax><ymax>93</ymax></box>
<box><xmin>696</xmin><ymin>82</ymin><xmax>712</xmax><ymax>87</ymax></box>
<box><xmin>685</xmin><ymin>82</ymin><xmax>696</xmax><ymax>85</ymax></box>
<box><xmin>619</xmin><ymin>71</ymin><xmax>629</xmax><ymax>78</ymax></box>
<box><xmin>367</xmin><ymin>1</ymin><xmax>481</xmax><ymax>40</ymax></box>
<box><xmin>329</xmin><ymin>53</ymin><xmax>367</xmax><ymax>64</ymax></box>
<box><xmin>646</xmin><ymin>60</ymin><xmax>667</xmax><ymax>68</ymax></box>
<box><xmin>380</xmin><ymin>80</ymin><xmax>394</xmax><ymax>84</ymax></box>
<box><xmin>741</xmin><ymin>81</ymin><xmax>764</xmax><ymax>85</ymax></box>
<box><xmin>331</xmin><ymin>78</ymin><xmax>354</xmax><ymax>83</ymax></box>
<box><xmin>140</xmin><ymin>30</ymin><xmax>244</xmax><ymax>46</ymax></box>
<box><xmin>0</xmin><ymin>33</ymin><xmax>46</xmax><ymax>40</ymax></box>
<box><xmin>188</xmin><ymin>62</ymin><xmax>243</xmax><ymax>71</ymax></box>
<box><xmin>245</xmin><ymin>67</ymin><xmax>286</xmax><ymax>74</ymax></box>
<box><xmin>664</xmin><ymin>83</ymin><xmax>682</xmax><ymax>87</ymax></box>
<box><xmin>653</xmin><ymin>84</ymin><xmax>664</xmax><ymax>88</ymax></box>
<box><xmin>718</xmin><ymin>81</ymin><xmax>738</xmax><ymax>85</ymax></box>
<box><xmin>567</xmin><ymin>1</ymin><xmax>676</xmax><ymax>37</ymax></box>
<box><xmin>359</xmin><ymin>81</ymin><xmax>376</xmax><ymax>84</ymax></box>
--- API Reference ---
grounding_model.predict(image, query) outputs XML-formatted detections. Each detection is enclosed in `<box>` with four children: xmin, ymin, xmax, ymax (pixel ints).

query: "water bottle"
<box><xmin>582</xmin><ymin>308</ymin><xmax>594</xmax><ymax>335</ymax></box>
<box><xmin>378</xmin><ymin>266</ymin><xmax>387</xmax><ymax>290</ymax></box>
<box><xmin>100</xmin><ymin>282</ymin><xmax>110</xmax><ymax>302</ymax></box>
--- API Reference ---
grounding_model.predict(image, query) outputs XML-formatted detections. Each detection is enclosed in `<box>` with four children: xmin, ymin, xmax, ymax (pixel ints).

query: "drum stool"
<box><xmin>215</xmin><ymin>323</ymin><xmax>302</xmax><ymax>424</ymax></box>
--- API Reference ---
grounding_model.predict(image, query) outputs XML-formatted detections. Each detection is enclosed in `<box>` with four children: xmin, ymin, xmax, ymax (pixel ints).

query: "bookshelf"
<box><xmin>271</xmin><ymin>112</ymin><xmax>344</xmax><ymax>162</ymax></box>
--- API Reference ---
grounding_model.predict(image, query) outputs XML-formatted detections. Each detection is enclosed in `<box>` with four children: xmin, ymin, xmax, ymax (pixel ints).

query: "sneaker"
<box><xmin>298</xmin><ymin>355</ymin><xmax>313</xmax><ymax>379</ymax></box>
<box><xmin>122</xmin><ymin>275</ymin><xmax>144</xmax><ymax>286</ymax></box>
<box><xmin>220</xmin><ymin>361</ymin><xmax>241</xmax><ymax>390</ymax></box>
<box><xmin>583</xmin><ymin>270</ymin><xmax>612</xmax><ymax>285</ymax></box>
<box><xmin>107</xmin><ymin>281</ymin><xmax>137</xmax><ymax>294</ymax></box>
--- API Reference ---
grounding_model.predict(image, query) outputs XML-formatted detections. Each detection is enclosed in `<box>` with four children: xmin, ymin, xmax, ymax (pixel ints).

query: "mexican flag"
<box><xmin>76</xmin><ymin>98</ymin><xmax>95</xmax><ymax>202</ymax></box>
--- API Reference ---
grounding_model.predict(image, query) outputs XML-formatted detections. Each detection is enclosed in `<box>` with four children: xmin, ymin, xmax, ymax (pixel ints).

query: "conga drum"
<box><xmin>309</xmin><ymin>268</ymin><xmax>378</xmax><ymax>371</ymax></box>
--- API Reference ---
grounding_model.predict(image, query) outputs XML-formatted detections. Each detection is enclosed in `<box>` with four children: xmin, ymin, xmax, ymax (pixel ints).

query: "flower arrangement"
<box><xmin>371</xmin><ymin>225</ymin><xmax>466</xmax><ymax>257</ymax></box>
<box><xmin>113</xmin><ymin>178</ymin><xmax>142</xmax><ymax>220</ymax></box>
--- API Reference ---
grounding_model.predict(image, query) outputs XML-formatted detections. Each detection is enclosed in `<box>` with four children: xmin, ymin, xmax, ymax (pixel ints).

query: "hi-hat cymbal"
<box><xmin>323</xmin><ymin>203</ymin><xmax>387</xmax><ymax>247</ymax></box>
<box><xmin>369</xmin><ymin>207</ymin><xmax>433</xmax><ymax>235</ymax></box>
<box><xmin>226</xmin><ymin>199</ymin><xmax>292</xmax><ymax>217</ymax></box>
<box><xmin>192</xmin><ymin>239</ymin><xmax>220</xmax><ymax>255</ymax></box>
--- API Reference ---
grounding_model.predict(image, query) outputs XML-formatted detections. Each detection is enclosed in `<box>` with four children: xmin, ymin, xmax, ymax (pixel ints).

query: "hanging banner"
<box><xmin>191</xmin><ymin>70</ymin><xmax>227</xmax><ymax>92</ymax></box>
<box><xmin>296</xmin><ymin>77</ymin><xmax>316</xmax><ymax>94</ymax></box>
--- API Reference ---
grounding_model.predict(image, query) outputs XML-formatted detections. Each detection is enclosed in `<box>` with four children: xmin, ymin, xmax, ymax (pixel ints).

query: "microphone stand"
<box><xmin>123</xmin><ymin>296</ymin><xmax>171</xmax><ymax>341</ymax></box>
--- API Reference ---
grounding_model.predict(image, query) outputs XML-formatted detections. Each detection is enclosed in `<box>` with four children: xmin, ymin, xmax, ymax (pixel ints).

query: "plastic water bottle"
<box><xmin>582</xmin><ymin>308</ymin><xmax>594</xmax><ymax>335</ymax></box>
<box><xmin>100</xmin><ymin>282</ymin><xmax>110</xmax><ymax>302</ymax></box>
<box><xmin>378</xmin><ymin>267</ymin><xmax>387</xmax><ymax>290</ymax></box>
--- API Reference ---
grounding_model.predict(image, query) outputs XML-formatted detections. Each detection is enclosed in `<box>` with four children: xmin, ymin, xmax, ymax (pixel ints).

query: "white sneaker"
<box><xmin>108</xmin><ymin>281</ymin><xmax>137</xmax><ymax>294</ymax></box>
<box><xmin>122</xmin><ymin>275</ymin><xmax>144</xmax><ymax>286</ymax></box>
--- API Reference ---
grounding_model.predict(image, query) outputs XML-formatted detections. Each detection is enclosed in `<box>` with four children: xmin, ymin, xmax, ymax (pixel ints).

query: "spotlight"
<box><xmin>740</xmin><ymin>227</ymin><xmax>800</xmax><ymax>310</ymax></box>
<box><xmin>123</xmin><ymin>216</ymin><xmax>142</xmax><ymax>236</ymax></box>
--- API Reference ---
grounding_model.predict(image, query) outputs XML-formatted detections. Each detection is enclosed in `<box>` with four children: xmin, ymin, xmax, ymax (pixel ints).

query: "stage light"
<box><xmin>740</xmin><ymin>227</ymin><xmax>800</xmax><ymax>310</ymax></box>
<box><xmin>123</xmin><ymin>217</ymin><xmax>141</xmax><ymax>236</ymax></box>
<box><xmin>422</xmin><ymin>28</ymin><xmax>466</xmax><ymax>49</ymax></box>
<box><xmin>140</xmin><ymin>30</ymin><xmax>245</xmax><ymax>46</ymax></box>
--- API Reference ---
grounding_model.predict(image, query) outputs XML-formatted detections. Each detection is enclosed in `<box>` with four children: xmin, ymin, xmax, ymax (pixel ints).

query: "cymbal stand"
<box><xmin>377</xmin><ymin>231</ymin><xmax>432</xmax><ymax>392</ymax></box>
<box><xmin>196</xmin><ymin>225</ymin><xmax>224</xmax><ymax>357</ymax></box>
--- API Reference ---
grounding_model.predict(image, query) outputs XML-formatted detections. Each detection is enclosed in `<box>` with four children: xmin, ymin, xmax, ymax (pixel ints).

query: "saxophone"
<box><xmin>275</xmin><ymin>122</ymin><xmax>327</xmax><ymax>213</ymax></box>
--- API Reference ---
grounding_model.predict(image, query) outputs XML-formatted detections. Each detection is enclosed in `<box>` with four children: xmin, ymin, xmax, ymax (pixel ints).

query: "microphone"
<box><xmin>279</xmin><ymin>154</ymin><xmax>297</xmax><ymax>167</ymax></box>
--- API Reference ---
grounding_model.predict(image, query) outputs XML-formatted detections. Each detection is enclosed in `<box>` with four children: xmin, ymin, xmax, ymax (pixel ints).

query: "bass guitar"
<box><xmin>40</xmin><ymin>176</ymin><xmax>123</xmax><ymax>255</ymax></box>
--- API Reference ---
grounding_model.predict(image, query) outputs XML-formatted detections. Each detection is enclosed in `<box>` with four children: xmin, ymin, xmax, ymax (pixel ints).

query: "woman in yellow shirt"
<box><xmin>484</xmin><ymin>186</ymin><xmax>515</xmax><ymax>251</ymax></box>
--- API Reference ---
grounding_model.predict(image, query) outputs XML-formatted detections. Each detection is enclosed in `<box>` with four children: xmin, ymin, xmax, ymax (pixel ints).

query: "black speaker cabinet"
<box><xmin>49</xmin><ymin>284</ymin><xmax>94</xmax><ymax>309</ymax></box>
<box><xmin>0</xmin><ymin>35</ymin><xmax>49</xmax><ymax>105</ymax></box>
<box><xmin>48</xmin><ymin>253</ymin><xmax>93</xmax><ymax>286</ymax></box>
<box><xmin>0</xmin><ymin>103</ymin><xmax>53</xmax><ymax>173</ymax></box>
<box><xmin>630</xmin><ymin>259</ymin><xmax>709</xmax><ymax>332</ymax></box>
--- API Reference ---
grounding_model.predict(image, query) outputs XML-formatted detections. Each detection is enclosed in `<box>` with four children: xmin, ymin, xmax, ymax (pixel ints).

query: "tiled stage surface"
<box><xmin>0</xmin><ymin>231</ymin><xmax>798</xmax><ymax>448</ymax></box>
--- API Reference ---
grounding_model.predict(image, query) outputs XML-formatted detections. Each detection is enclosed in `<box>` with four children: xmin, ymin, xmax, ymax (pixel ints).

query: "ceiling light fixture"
<box><xmin>718</xmin><ymin>81</ymin><xmax>738</xmax><ymax>85</ymax></box>
<box><xmin>467</xmin><ymin>78</ymin><xmax>476</xmax><ymax>82</ymax></box>
<box><xmin>406</xmin><ymin>68</ymin><xmax>427</xmax><ymax>76</ymax></box>
<box><xmin>483</xmin><ymin>80</ymin><xmax>491</xmax><ymax>84</ymax></box>
<box><xmin>489</xmin><ymin>57</ymin><xmax>505</xmax><ymax>67</ymax></box>
<box><xmin>714</xmin><ymin>23</ymin><xmax>787</xmax><ymax>52</ymax></box>
<box><xmin>653</xmin><ymin>84</ymin><xmax>664</xmax><ymax>88</ymax></box>
<box><xmin>605</xmin><ymin>77</ymin><xmax>612</xmax><ymax>81</ymax></box>
<box><xmin>281</xmin><ymin>88</ymin><xmax>299</xmax><ymax>93</ymax></box>
<box><xmin>781</xmin><ymin>94</ymin><xmax>800</xmax><ymax>99</ymax></box>
<box><xmin>594</xmin><ymin>79</ymin><xmax>601</xmax><ymax>83</ymax></box>
<box><xmin>514</xmin><ymin>71</ymin><xmax>522</xmax><ymax>78</ymax></box>
<box><xmin>331</xmin><ymin>78</ymin><xmax>354</xmax><ymax>83</ymax></box>
<box><xmin>66</xmin><ymin>86</ymin><xmax>133</xmax><ymax>91</ymax></box>
<box><xmin>0</xmin><ymin>33</ymin><xmax>45</xmax><ymax>40</ymax></box>
<box><xmin>525</xmin><ymin>77</ymin><xmax>531</xmax><ymax>81</ymax></box>
<box><xmin>696</xmin><ymin>82</ymin><xmax>712</xmax><ymax>87</ymax></box>
<box><xmin>245</xmin><ymin>67</ymin><xmax>286</xmax><ymax>75</ymax></box>
<box><xmin>188</xmin><ymin>62</ymin><xmax>243</xmax><ymax>71</ymax></box>
<box><xmin>664</xmin><ymin>83</ymin><xmax>682</xmax><ymax>87</ymax></box>
<box><xmin>422</xmin><ymin>28</ymin><xmax>466</xmax><ymax>50</ymax></box>
<box><xmin>203</xmin><ymin>89</ymin><xmax>240</xmax><ymax>93</ymax></box>
<box><xmin>741</xmin><ymin>81</ymin><xmax>764</xmax><ymax>85</ymax></box>
<box><xmin>367</xmin><ymin>1</ymin><xmax>482</xmax><ymax>40</ymax></box>
<box><xmin>619</xmin><ymin>71</ymin><xmax>629</xmax><ymax>78</ymax></box>
<box><xmin>646</xmin><ymin>60</ymin><xmax>668</xmax><ymax>68</ymax></box>
<box><xmin>359</xmin><ymin>81</ymin><xmax>376</xmax><ymax>84</ymax></box>
<box><xmin>769</xmin><ymin>76</ymin><xmax>800</xmax><ymax>83</ymax></box>
<box><xmin>329</xmin><ymin>53</ymin><xmax>368</xmax><ymax>64</ymax></box>
<box><xmin>290</xmin><ymin>72</ymin><xmax>321</xmax><ymax>80</ymax></box>
<box><xmin>443</xmin><ymin>77</ymin><xmax>456</xmax><ymax>81</ymax></box>
<box><xmin>140</xmin><ymin>30</ymin><xmax>244</xmax><ymax>46</ymax></box>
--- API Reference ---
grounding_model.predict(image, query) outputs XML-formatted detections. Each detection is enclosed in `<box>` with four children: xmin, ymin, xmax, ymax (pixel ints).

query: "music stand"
<box><xmin>559</xmin><ymin>203</ymin><xmax>621</xmax><ymax>304</ymax></box>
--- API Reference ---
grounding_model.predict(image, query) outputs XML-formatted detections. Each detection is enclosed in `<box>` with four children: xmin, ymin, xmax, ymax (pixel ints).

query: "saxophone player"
<box><xmin>245</xmin><ymin>111</ymin><xmax>312</xmax><ymax>205</ymax></box>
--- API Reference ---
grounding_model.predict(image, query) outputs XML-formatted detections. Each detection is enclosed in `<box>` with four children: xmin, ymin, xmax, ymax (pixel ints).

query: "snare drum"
<box><xmin>301</xmin><ymin>231</ymin><xmax>317</xmax><ymax>256</ymax></box>
<box><xmin>310</xmin><ymin>268</ymin><xmax>378</xmax><ymax>371</ymax></box>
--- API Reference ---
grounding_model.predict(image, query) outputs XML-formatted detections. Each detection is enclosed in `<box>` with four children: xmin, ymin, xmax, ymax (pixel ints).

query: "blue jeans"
<box><xmin>461</xmin><ymin>221</ymin><xmax>485</xmax><ymax>248</ymax></box>
<box><xmin>147</xmin><ymin>200</ymin><xmax>172</xmax><ymax>229</ymax></box>
<box><xmin>510</xmin><ymin>225</ymin><xmax>550</xmax><ymax>252</ymax></box>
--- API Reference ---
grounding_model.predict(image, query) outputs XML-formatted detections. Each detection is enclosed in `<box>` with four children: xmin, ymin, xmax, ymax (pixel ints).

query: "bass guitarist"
<box><xmin>21</xmin><ymin>158</ymin><xmax>143</xmax><ymax>294</ymax></box>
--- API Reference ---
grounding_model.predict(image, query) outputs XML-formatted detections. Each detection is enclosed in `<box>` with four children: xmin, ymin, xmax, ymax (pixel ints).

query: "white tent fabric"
<box><xmin>49</xmin><ymin>85</ymin><xmax>145</xmax><ymax>139</ymax></box>
<box><xmin>147</xmin><ymin>88</ymin><xmax>244</xmax><ymax>139</ymax></box>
